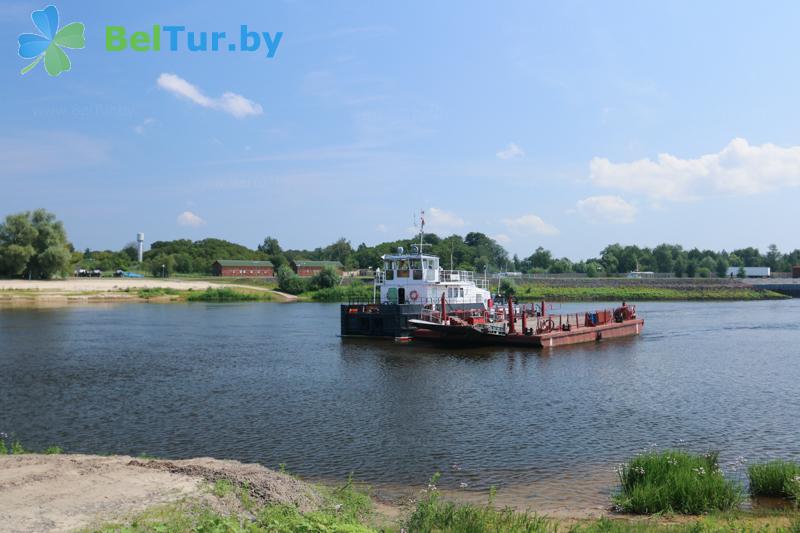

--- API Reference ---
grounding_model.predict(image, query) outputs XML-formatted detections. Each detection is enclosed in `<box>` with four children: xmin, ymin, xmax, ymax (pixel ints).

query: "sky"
<box><xmin>2</xmin><ymin>0</ymin><xmax>800</xmax><ymax>260</ymax></box>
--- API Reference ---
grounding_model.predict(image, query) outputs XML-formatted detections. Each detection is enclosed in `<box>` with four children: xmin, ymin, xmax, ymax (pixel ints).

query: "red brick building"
<box><xmin>291</xmin><ymin>260</ymin><xmax>343</xmax><ymax>277</ymax></box>
<box><xmin>212</xmin><ymin>260</ymin><xmax>274</xmax><ymax>277</ymax></box>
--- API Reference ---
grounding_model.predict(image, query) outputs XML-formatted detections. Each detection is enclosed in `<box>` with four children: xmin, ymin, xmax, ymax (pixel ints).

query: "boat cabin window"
<box><xmin>385</xmin><ymin>269</ymin><xmax>394</xmax><ymax>280</ymax></box>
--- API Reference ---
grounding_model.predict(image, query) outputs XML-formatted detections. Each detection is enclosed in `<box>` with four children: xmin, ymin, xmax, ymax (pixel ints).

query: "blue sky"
<box><xmin>2</xmin><ymin>1</ymin><xmax>800</xmax><ymax>259</ymax></box>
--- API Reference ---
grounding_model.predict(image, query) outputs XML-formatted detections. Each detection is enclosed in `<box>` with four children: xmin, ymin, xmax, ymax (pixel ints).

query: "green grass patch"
<box><xmin>307</xmin><ymin>282</ymin><xmax>374</xmax><ymax>302</ymax></box>
<box><xmin>186</xmin><ymin>287</ymin><xmax>269</xmax><ymax>302</ymax></box>
<box><xmin>136</xmin><ymin>287</ymin><xmax>182</xmax><ymax>299</ymax></box>
<box><xmin>614</xmin><ymin>450</ymin><xmax>744</xmax><ymax>514</ymax></box>
<box><xmin>749</xmin><ymin>460</ymin><xmax>800</xmax><ymax>501</ymax></box>
<box><xmin>514</xmin><ymin>285</ymin><xmax>782</xmax><ymax>301</ymax></box>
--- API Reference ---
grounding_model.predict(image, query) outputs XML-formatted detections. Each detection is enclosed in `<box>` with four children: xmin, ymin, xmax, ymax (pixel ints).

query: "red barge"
<box><xmin>409</xmin><ymin>295</ymin><xmax>644</xmax><ymax>348</ymax></box>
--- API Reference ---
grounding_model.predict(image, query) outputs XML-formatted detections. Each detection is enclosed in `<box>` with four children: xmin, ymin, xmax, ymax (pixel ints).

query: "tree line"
<box><xmin>1</xmin><ymin>209</ymin><xmax>799</xmax><ymax>278</ymax></box>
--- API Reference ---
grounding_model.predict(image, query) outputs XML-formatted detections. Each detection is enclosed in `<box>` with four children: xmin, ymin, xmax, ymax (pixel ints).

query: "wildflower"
<box><xmin>633</xmin><ymin>466</ymin><xmax>645</xmax><ymax>475</ymax></box>
<box><xmin>692</xmin><ymin>467</ymin><xmax>706</xmax><ymax>476</ymax></box>
<box><xmin>17</xmin><ymin>5</ymin><xmax>85</xmax><ymax>76</ymax></box>
<box><xmin>0</xmin><ymin>432</ymin><xmax>7</xmax><ymax>440</ymax></box>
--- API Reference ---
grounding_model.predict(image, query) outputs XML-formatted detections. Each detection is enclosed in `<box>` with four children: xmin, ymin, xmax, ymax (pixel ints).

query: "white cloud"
<box><xmin>496</xmin><ymin>142</ymin><xmax>525</xmax><ymax>160</ymax></box>
<box><xmin>177</xmin><ymin>211</ymin><xmax>206</xmax><ymax>227</ymax></box>
<box><xmin>590</xmin><ymin>137</ymin><xmax>800</xmax><ymax>200</ymax></box>
<box><xmin>134</xmin><ymin>118</ymin><xmax>155</xmax><ymax>135</ymax></box>
<box><xmin>501</xmin><ymin>214</ymin><xmax>559</xmax><ymax>236</ymax></box>
<box><xmin>492</xmin><ymin>233</ymin><xmax>511</xmax><ymax>244</ymax></box>
<box><xmin>157</xmin><ymin>73</ymin><xmax>263</xmax><ymax>119</ymax></box>
<box><xmin>425</xmin><ymin>207</ymin><xmax>465</xmax><ymax>231</ymax></box>
<box><xmin>576</xmin><ymin>195</ymin><xmax>637</xmax><ymax>224</ymax></box>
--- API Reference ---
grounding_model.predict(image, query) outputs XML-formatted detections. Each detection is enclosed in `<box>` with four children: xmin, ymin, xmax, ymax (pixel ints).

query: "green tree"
<box><xmin>309</xmin><ymin>266</ymin><xmax>340</xmax><ymax>290</ymax></box>
<box><xmin>276</xmin><ymin>264</ymin><xmax>308</xmax><ymax>294</ymax></box>
<box><xmin>499</xmin><ymin>278</ymin><xmax>516</xmax><ymax>298</ymax></box>
<box><xmin>585</xmin><ymin>262</ymin><xmax>601</xmax><ymax>278</ymax></box>
<box><xmin>686</xmin><ymin>260</ymin><xmax>698</xmax><ymax>278</ymax></box>
<box><xmin>715</xmin><ymin>257</ymin><xmax>729</xmax><ymax>278</ymax></box>
<box><xmin>528</xmin><ymin>246</ymin><xmax>552</xmax><ymax>270</ymax></box>
<box><xmin>0</xmin><ymin>209</ymin><xmax>72</xmax><ymax>278</ymax></box>
<box><xmin>257</xmin><ymin>236</ymin><xmax>282</xmax><ymax>256</ymax></box>
<box><xmin>548</xmin><ymin>258</ymin><xmax>572</xmax><ymax>274</ymax></box>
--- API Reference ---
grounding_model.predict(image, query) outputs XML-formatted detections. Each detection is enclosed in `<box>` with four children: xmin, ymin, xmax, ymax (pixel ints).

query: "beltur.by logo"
<box><xmin>18</xmin><ymin>5</ymin><xmax>86</xmax><ymax>77</ymax></box>
<box><xmin>106</xmin><ymin>25</ymin><xmax>283</xmax><ymax>58</ymax></box>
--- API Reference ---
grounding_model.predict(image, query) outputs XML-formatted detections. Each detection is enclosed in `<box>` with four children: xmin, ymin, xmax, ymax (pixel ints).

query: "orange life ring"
<box><xmin>409</xmin><ymin>290</ymin><xmax>419</xmax><ymax>301</ymax></box>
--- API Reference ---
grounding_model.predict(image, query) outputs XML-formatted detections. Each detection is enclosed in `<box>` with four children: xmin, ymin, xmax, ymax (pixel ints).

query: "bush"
<box><xmin>499</xmin><ymin>278</ymin><xmax>516</xmax><ymax>298</ymax></box>
<box><xmin>309</xmin><ymin>266</ymin><xmax>341</xmax><ymax>290</ymax></box>
<box><xmin>276</xmin><ymin>265</ymin><xmax>308</xmax><ymax>295</ymax></box>
<box><xmin>748</xmin><ymin>460</ymin><xmax>800</xmax><ymax>500</ymax></box>
<box><xmin>613</xmin><ymin>450</ymin><xmax>743</xmax><ymax>514</ymax></box>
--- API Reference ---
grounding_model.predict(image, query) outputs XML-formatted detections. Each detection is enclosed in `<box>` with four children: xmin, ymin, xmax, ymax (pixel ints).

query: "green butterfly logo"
<box><xmin>18</xmin><ymin>5</ymin><xmax>85</xmax><ymax>77</ymax></box>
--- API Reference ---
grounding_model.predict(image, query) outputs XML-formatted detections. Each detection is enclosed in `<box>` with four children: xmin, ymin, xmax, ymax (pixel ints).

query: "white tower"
<box><xmin>136</xmin><ymin>233</ymin><xmax>144</xmax><ymax>262</ymax></box>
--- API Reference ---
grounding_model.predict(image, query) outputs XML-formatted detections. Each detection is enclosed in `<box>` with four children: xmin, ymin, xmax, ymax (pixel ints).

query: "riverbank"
<box><xmin>0</xmin><ymin>277</ymin><xmax>787</xmax><ymax>307</ymax></box>
<box><xmin>2</xmin><ymin>453</ymin><xmax>799</xmax><ymax>533</ymax></box>
<box><xmin>508</xmin><ymin>278</ymin><xmax>788</xmax><ymax>301</ymax></box>
<box><xmin>0</xmin><ymin>278</ymin><xmax>297</xmax><ymax>306</ymax></box>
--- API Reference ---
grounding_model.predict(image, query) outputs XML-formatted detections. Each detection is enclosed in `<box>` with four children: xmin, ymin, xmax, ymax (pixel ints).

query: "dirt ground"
<box><xmin>0</xmin><ymin>454</ymin><xmax>319</xmax><ymax>533</ymax></box>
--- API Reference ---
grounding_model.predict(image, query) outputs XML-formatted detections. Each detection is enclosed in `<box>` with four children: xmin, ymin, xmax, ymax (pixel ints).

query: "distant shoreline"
<box><xmin>0</xmin><ymin>277</ymin><xmax>787</xmax><ymax>307</ymax></box>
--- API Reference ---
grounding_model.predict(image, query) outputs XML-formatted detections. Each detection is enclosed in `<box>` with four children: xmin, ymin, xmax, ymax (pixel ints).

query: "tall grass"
<box><xmin>186</xmin><ymin>288</ymin><xmax>266</xmax><ymax>302</ymax></box>
<box><xmin>748</xmin><ymin>460</ymin><xmax>800</xmax><ymax>501</ymax></box>
<box><xmin>405</xmin><ymin>474</ymin><xmax>554</xmax><ymax>533</ymax></box>
<box><xmin>136</xmin><ymin>287</ymin><xmax>181</xmax><ymax>299</ymax></box>
<box><xmin>310</xmin><ymin>282</ymin><xmax>373</xmax><ymax>302</ymax></box>
<box><xmin>613</xmin><ymin>450</ymin><xmax>743</xmax><ymax>514</ymax></box>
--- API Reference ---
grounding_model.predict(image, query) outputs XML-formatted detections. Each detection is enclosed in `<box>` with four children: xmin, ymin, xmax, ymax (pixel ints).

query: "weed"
<box><xmin>748</xmin><ymin>460</ymin><xmax>800</xmax><ymax>500</ymax></box>
<box><xmin>613</xmin><ymin>450</ymin><xmax>743</xmax><ymax>514</ymax></box>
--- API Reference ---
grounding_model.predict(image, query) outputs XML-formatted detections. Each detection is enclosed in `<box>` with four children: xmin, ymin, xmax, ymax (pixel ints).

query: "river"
<box><xmin>1</xmin><ymin>300</ymin><xmax>798</xmax><ymax>512</ymax></box>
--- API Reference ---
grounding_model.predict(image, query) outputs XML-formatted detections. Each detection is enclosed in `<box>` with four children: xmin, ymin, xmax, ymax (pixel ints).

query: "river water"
<box><xmin>1</xmin><ymin>300</ymin><xmax>799</xmax><ymax>512</ymax></box>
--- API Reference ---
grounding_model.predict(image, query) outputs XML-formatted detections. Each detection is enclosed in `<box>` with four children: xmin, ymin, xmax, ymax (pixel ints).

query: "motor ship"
<box><xmin>340</xmin><ymin>215</ymin><xmax>644</xmax><ymax>347</ymax></box>
<box><xmin>339</xmin><ymin>244</ymin><xmax>492</xmax><ymax>338</ymax></box>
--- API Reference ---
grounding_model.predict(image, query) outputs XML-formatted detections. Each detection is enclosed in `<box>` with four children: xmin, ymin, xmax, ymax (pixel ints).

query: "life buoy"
<box><xmin>409</xmin><ymin>290</ymin><xmax>419</xmax><ymax>302</ymax></box>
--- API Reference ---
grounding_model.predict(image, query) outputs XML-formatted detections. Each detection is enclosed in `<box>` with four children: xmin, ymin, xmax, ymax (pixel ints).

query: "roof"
<box><xmin>292</xmin><ymin>260</ymin><xmax>343</xmax><ymax>268</ymax></box>
<box><xmin>214</xmin><ymin>260</ymin><xmax>274</xmax><ymax>267</ymax></box>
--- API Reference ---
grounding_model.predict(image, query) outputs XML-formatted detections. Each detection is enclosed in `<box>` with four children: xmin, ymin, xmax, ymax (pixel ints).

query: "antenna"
<box><xmin>419</xmin><ymin>209</ymin><xmax>425</xmax><ymax>252</ymax></box>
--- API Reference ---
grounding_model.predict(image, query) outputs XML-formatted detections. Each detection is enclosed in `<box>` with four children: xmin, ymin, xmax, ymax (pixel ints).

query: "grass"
<box><xmin>305</xmin><ymin>282</ymin><xmax>374</xmax><ymax>302</ymax></box>
<box><xmin>515</xmin><ymin>285</ymin><xmax>784</xmax><ymax>301</ymax></box>
<box><xmin>407</xmin><ymin>475</ymin><xmax>553</xmax><ymax>533</ymax></box>
<box><xmin>136</xmin><ymin>287</ymin><xmax>182</xmax><ymax>299</ymax></box>
<box><xmin>93</xmin><ymin>474</ymin><xmax>379</xmax><ymax>533</ymax></box>
<box><xmin>0</xmin><ymin>437</ymin><xmax>59</xmax><ymax>455</ymax></box>
<box><xmin>613</xmin><ymin>450</ymin><xmax>744</xmax><ymax>515</ymax></box>
<box><xmin>186</xmin><ymin>287</ymin><xmax>270</xmax><ymax>302</ymax></box>
<box><xmin>749</xmin><ymin>461</ymin><xmax>800</xmax><ymax>501</ymax></box>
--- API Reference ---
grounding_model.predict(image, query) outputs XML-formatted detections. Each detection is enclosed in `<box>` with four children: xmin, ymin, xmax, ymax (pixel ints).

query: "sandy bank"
<box><xmin>0</xmin><ymin>278</ymin><xmax>297</xmax><ymax>304</ymax></box>
<box><xmin>0</xmin><ymin>454</ymin><xmax>318</xmax><ymax>533</ymax></box>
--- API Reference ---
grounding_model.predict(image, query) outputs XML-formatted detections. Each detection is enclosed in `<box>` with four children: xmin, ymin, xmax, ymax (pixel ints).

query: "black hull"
<box><xmin>340</xmin><ymin>302</ymin><xmax>485</xmax><ymax>338</ymax></box>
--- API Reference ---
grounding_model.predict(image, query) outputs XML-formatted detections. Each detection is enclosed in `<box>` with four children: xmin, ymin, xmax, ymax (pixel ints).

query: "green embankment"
<box><xmin>514</xmin><ymin>284</ymin><xmax>785</xmax><ymax>301</ymax></box>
